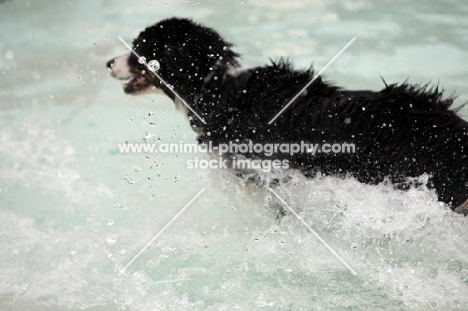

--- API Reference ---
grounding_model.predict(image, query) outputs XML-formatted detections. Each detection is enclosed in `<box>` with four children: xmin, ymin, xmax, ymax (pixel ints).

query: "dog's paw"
<box><xmin>454</xmin><ymin>199</ymin><xmax>468</xmax><ymax>216</ymax></box>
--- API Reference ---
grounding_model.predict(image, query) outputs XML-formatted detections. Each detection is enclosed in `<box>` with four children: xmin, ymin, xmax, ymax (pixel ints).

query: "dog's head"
<box><xmin>107</xmin><ymin>17</ymin><xmax>240</xmax><ymax>101</ymax></box>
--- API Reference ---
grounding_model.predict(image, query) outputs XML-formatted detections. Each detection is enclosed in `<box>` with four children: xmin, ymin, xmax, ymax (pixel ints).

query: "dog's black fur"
<box><xmin>108</xmin><ymin>17</ymin><xmax>468</xmax><ymax>213</ymax></box>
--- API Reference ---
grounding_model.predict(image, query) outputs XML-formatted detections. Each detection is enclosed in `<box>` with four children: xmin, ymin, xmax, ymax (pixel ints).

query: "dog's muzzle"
<box><xmin>107</xmin><ymin>53</ymin><xmax>154</xmax><ymax>94</ymax></box>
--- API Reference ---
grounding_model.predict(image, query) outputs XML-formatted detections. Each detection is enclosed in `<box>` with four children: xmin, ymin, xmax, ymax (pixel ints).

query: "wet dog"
<box><xmin>107</xmin><ymin>17</ymin><xmax>468</xmax><ymax>214</ymax></box>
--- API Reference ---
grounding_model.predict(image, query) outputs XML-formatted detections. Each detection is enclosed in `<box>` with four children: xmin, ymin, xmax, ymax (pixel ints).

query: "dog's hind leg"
<box><xmin>267</xmin><ymin>176</ymin><xmax>294</xmax><ymax>220</ymax></box>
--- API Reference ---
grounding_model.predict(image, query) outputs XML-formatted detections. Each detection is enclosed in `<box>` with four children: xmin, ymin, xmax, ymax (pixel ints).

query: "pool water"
<box><xmin>1</xmin><ymin>0</ymin><xmax>468</xmax><ymax>309</ymax></box>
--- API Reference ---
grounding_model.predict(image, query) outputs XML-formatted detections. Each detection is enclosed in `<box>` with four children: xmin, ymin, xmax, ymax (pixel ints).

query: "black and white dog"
<box><xmin>107</xmin><ymin>17</ymin><xmax>468</xmax><ymax>214</ymax></box>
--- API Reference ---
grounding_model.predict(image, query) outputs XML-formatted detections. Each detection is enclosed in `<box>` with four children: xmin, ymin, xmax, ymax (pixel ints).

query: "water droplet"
<box><xmin>124</xmin><ymin>176</ymin><xmax>135</xmax><ymax>185</ymax></box>
<box><xmin>138</xmin><ymin>56</ymin><xmax>146</xmax><ymax>64</ymax></box>
<box><xmin>106</xmin><ymin>235</ymin><xmax>117</xmax><ymax>245</ymax></box>
<box><xmin>344</xmin><ymin>117</ymin><xmax>351</xmax><ymax>124</ymax></box>
<box><xmin>147</xmin><ymin>59</ymin><xmax>160</xmax><ymax>71</ymax></box>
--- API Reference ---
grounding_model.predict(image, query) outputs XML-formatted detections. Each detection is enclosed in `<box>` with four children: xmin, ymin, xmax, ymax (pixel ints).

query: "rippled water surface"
<box><xmin>1</xmin><ymin>0</ymin><xmax>468</xmax><ymax>309</ymax></box>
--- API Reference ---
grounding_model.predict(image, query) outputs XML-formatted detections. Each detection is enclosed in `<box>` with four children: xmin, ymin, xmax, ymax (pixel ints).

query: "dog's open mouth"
<box><xmin>123</xmin><ymin>74</ymin><xmax>152</xmax><ymax>94</ymax></box>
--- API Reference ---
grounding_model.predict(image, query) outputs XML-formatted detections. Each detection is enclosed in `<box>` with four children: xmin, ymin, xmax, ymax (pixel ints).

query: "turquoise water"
<box><xmin>1</xmin><ymin>0</ymin><xmax>468</xmax><ymax>309</ymax></box>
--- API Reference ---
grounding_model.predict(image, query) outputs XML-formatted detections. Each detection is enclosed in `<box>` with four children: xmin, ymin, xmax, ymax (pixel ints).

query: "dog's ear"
<box><xmin>161</xmin><ymin>43</ymin><xmax>196</xmax><ymax>79</ymax></box>
<box><xmin>161</xmin><ymin>42</ymin><xmax>213</xmax><ymax>81</ymax></box>
<box><xmin>157</xmin><ymin>41</ymin><xmax>215</xmax><ymax>102</ymax></box>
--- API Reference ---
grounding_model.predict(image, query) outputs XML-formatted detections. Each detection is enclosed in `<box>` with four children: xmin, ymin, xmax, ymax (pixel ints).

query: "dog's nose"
<box><xmin>106</xmin><ymin>58</ymin><xmax>115</xmax><ymax>69</ymax></box>
<box><xmin>106</xmin><ymin>53</ymin><xmax>132</xmax><ymax>79</ymax></box>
